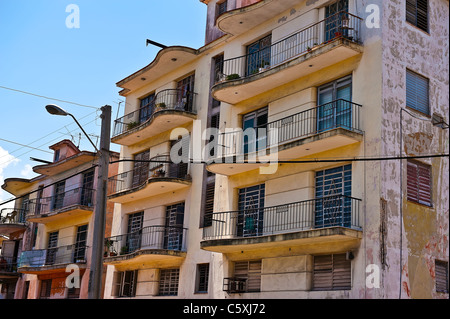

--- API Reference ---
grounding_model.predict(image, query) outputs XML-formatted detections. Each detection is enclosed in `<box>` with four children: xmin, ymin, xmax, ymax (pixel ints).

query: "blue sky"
<box><xmin>0</xmin><ymin>0</ymin><xmax>207</xmax><ymax>206</ymax></box>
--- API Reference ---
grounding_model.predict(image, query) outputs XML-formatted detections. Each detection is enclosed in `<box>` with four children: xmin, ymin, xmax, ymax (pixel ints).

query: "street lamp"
<box><xmin>46</xmin><ymin>104</ymin><xmax>112</xmax><ymax>299</ymax></box>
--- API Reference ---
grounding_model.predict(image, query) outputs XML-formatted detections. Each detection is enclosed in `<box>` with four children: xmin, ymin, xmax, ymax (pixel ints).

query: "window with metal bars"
<box><xmin>407</xmin><ymin>160</ymin><xmax>432</xmax><ymax>206</ymax></box>
<box><xmin>39</xmin><ymin>279</ymin><xmax>52</xmax><ymax>299</ymax></box>
<box><xmin>435</xmin><ymin>260</ymin><xmax>448</xmax><ymax>293</ymax></box>
<box><xmin>406</xmin><ymin>69</ymin><xmax>430</xmax><ymax>115</ymax></box>
<box><xmin>312</xmin><ymin>254</ymin><xmax>351</xmax><ymax>290</ymax></box>
<box><xmin>406</xmin><ymin>0</ymin><xmax>428</xmax><ymax>32</ymax></box>
<box><xmin>159</xmin><ymin>268</ymin><xmax>180</xmax><ymax>296</ymax></box>
<box><xmin>112</xmin><ymin>270</ymin><xmax>138</xmax><ymax>298</ymax></box>
<box><xmin>196</xmin><ymin>263</ymin><xmax>210</xmax><ymax>293</ymax></box>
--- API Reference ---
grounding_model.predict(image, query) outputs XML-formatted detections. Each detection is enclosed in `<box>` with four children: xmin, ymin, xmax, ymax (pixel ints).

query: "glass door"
<box><xmin>317</xmin><ymin>76</ymin><xmax>352</xmax><ymax>132</ymax></box>
<box><xmin>164</xmin><ymin>203</ymin><xmax>185</xmax><ymax>250</ymax></box>
<box><xmin>46</xmin><ymin>231</ymin><xmax>59</xmax><ymax>265</ymax></box>
<box><xmin>74</xmin><ymin>225</ymin><xmax>88</xmax><ymax>262</ymax></box>
<box><xmin>324</xmin><ymin>0</ymin><xmax>349</xmax><ymax>41</ymax></box>
<box><xmin>246</xmin><ymin>34</ymin><xmax>271</xmax><ymax>76</ymax></box>
<box><xmin>242</xmin><ymin>107</ymin><xmax>268</xmax><ymax>154</ymax></box>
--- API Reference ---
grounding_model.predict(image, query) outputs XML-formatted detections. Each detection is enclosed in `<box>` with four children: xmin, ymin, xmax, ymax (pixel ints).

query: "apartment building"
<box><xmin>103</xmin><ymin>0</ymin><xmax>448</xmax><ymax>299</ymax></box>
<box><xmin>0</xmin><ymin>139</ymin><xmax>118</xmax><ymax>299</ymax></box>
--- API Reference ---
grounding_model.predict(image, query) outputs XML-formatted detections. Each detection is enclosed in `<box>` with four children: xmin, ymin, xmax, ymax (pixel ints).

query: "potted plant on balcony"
<box><xmin>259</xmin><ymin>60</ymin><xmax>270</xmax><ymax>72</ymax></box>
<box><xmin>226</xmin><ymin>73</ymin><xmax>241</xmax><ymax>81</ymax></box>
<box><xmin>120</xmin><ymin>246</ymin><xmax>129</xmax><ymax>255</ymax></box>
<box><xmin>126</xmin><ymin>121</ymin><xmax>139</xmax><ymax>131</ymax></box>
<box><xmin>155</xmin><ymin>169</ymin><xmax>165</xmax><ymax>177</ymax></box>
<box><xmin>155</xmin><ymin>102</ymin><xmax>166</xmax><ymax>111</ymax></box>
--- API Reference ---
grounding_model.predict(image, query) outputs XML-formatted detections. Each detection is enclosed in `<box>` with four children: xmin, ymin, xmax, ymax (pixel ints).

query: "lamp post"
<box><xmin>46</xmin><ymin>104</ymin><xmax>112</xmax><ymax>299</ymax></box>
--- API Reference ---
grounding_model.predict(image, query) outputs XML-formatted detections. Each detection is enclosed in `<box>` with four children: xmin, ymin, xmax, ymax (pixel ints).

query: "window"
<box><xmin>217</xmin><ymin>0</ymin><xmax>228</xmax><ymax>18</ymax></box>
<box><xmin>177</xmin><ymin>73</ymin><xmax>195</xmax><ymax>112</ymax></box>
<box><xmin>139</xmin><ymin>92</ymin><xmax>155</xmax><ymax>123</ymax></box>
<box><xmin>196</xmin><ymin>264</ymin><xmax>210</xmax><ymax>293</ymax></box>
<box><xmin>406</xmin><ymin>0</ymin><xmax>428</xmax><ymax>32</ymax></box>
<box><xmin>232</xmin><ymin>260</ymin><xmax>262</xmax><ymax>292</ymax></box>
<box><xmin>242</xmin><ymin>107</ymin><xmax>268</xmax><ymax>154</ymax></box>
<box><xmin>53</xmin><ymin>180</ymin><xmax>66</xmax><ymax>210</ymax></box>
<box><xmin>165</xmin><ymin>203</ymin><xmax>185</xmax><ymax>250</ymax></box>
<box><xmin>406</xmin><ymin>69</ymin><xmax>430</xmax><ymax>115</ymax></box>
<box><xmin>74</xmin><ymin>225</ymin><xmax>88</xmax><ymax>262</ymax></box>
<box><xmin>54</xmin><ymin>149</ymin><xmax>60</xmax><ymax>162</ymax></box>
<box><xmin>313</xmin><ymin>254</ymin><xmax>351</xmax><ymax>290</ymax></box>
<box><xmin>46</xmin><ymin>231</ymin><xmax>59</xmax><ymax>265</ymax></box>
<box><xmin>407</xmin><ymin>160</ymin><xmax>432</xmax><ymax>206</ymax></box>
<box><xmin>246</xmin><ymin>34</ymin><xmax>271</xmax><ymax>76</ymax></box>
<box><xmin>325</xmin><ymin>0</ymin><xmax>349</xmax><ymax>41</ymax></box>
<box><xmin>40</xmin><ymin>279</ymin><xmax>52</xmax><ymax>299</ymax></box>
<box><xmin>203</xmin><ymin>176</ymin><xmax>216</xmax><ymax>227</ymax></box>
<box><xmin>131</xmin><ymin>150</ymin><xmax>150</xmax><ymax>187</ymax></box>
<box><xmin>126</xmin><ymin>212</ymin><xmax>144</xmax><ymax>253</ymax></box>
<box><xmin>435</xmin><ymin>260</ymin><xmax>448</xmax><ymax>293</ymax></box>
<box><xmin>238</xmin><ymin>184</ymin><xmax>265</xmax><ymax>237</ymax></box>
<box><xmin>315</xmin><ymin>164</ymin><xmax>352</xmax><ymax>228</ymax></box>
<box><xmin>159</xmin><ymin>268</ymin><xmax>180</xmax><ymax>296</ymax></box>
<box><xmin>112</xmin><ymin>270</ymin><xmax>138</xmax><ymax>298</ymax></box>
<box><xmin>317</xmin><ymin>75</ymin><xmax>353</xmax><ymax>132</ymax></box>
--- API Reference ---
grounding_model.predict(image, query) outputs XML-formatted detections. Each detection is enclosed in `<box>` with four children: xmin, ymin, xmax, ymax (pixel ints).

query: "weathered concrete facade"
<box><xmin>102</xmin><ymin>0</ymin><xmax>448</xmax><ymax>299</ymax></box>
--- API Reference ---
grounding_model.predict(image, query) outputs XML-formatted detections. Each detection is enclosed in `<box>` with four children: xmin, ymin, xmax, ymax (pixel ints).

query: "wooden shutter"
<box><xmin>406</xmin><ymin>0</ymin><xmax>428</xmax><ymax>32</ymax></box>
<box><xmin>132</xmin><ymin>150</ymin><xmax>149</xmax><ymax>187</ymax></box>
<box><xmin>406</xmin><ymin>69</ymin><xmax>429</xmax><ymax>115</ymax></box>
<box><xmin>111</xmin><ymin>271</ymin><xmax>123</xmax><ymax>297</ymax></box>
<box><xmin>234</xmin><ymin>260</ymin><xmax>262</xmax><ymax>292</ymax></box>
<box><xmin>435</xmin><ymin>260</ymin><xmax>448</xmax><ymax>293</ymax></box>
<box><xmin>407</xmin><ymin>160</ymin><xmax>432</xmax><ymax>206</ymax></box>
<box><xmin>313</xmin><ymin>254</ymin><xmax>351</xmax><ymax>290</ymax></box>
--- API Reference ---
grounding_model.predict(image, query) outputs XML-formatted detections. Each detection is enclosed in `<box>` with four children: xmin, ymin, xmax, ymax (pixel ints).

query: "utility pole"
<box><xmin>88</xmin><ymin>105</ymin><xmax>112</xmax><ymax>299</ymax></box>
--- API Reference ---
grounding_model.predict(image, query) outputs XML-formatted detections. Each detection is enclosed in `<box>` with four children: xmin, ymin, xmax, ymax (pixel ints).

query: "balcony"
<box><xmin>104</xmin><ymin>225</ymin><xmax>187</xmax><ymax>267</ymax></box>
<box><xmin>207</xmin><ymin>99</ymin><xmax>363</xmax><ymax>176</ymax></box>
<box><xmin>107</xmin><ymin>155</ymin><xmax>191</xmax><ymax>203</ymax></box>
<box><xmin>18</xmin><ymin>244</ymin><xmax>88</xmax><ymax>275</ymax></box>
<box><xmin>213</xmin><ymin>12</ymin><xmax>363</xmax><ymax>104</ymax></box>
<box><xmin>26</xmin><ymin>187</ymin><xmax>96</xmax><ymax>224</ymax></box>
<box><xmin>216</xmin><ymin>0</ymin><xmax>301</xmax><ymax>36</ymax></box>
<box><xmin>112</xmin><ymin>89</ymin><xmax>198</xmax><ymax>146</ymax></box>
<box><xmin>0</xmin><ymin>208</ymin><xmax>27</xmax><ymax>236</ymax></box>
<box><xmin>201</xmin><ymin>195</ymin><xmax>362</xmax><ymax>256</ymax></box>
<box><xmin>0</xmin><ymin>256</ymin><xmax>19</xmax><ymax>279</ymax></box>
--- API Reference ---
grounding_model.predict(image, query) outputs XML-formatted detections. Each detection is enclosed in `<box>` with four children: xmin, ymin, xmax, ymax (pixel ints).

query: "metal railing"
<box><xmin>0</xmin><ymin>256</ymin><xmax>18</xmax><ymax>273</ymax></box>
<box><xmin>27</xmin><ymin>187</ymin><xmax>96</xmax><ymax>217</ymax></box>
<box><xmin>18</xmin><ymin>244</ymin><xmax>89</xmax><ymax>268</ymax></box>
<box><xmin>113</xmin><ymin>88</ymin><xmax>198</xmax><ymax>137</ymax></box>
<box><xmin>203</xmin><ymin>195</ymin><xmax>361</xmax><ymax>240</ymax></box>
<box><xmin>104</xmin><ymin>225</ymin><xmax>187</xmax><ymax>257</ymax></box>
<box><xmin>215</xmin><ymin>99</ymin><xmax>362</xmax><ymax>158</ymax></box>
<box><xmin>215</xmin><ymin>11</ymin><xmax>362</xmax><ymax>83</ymax></box>
<box><xmin>0</xmin><ymin>208</ymin><xmax>27</xmax><ymax>225</ymax></box>
<box><xmin>107</xmin><ymin>155</ymin><xmax>190</xmax><ymax>196</ymax></box>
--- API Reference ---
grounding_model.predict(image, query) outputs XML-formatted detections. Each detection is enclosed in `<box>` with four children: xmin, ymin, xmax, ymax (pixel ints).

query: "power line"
<box><xmin>0</xmin><ymin>85</ymin><xmax>98</xmax><ymax>110</ymax></box>
<box><xmin>0</xmin><ymin>138</ymin><xmax>53</xmax><ymax>154</ymax></box>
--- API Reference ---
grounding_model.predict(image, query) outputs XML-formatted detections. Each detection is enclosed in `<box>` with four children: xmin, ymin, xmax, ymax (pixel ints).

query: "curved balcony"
<box><xmin>104</xmin><ymin>225</ymin><xmax>187</xmax><ymax>267</ymax></box>
<box><xmin>213</xmin><ymin>12</ymin><xmax>363</xmax><ymax>104</ymax></box>
<box><xmin>207</xmin><ymin>99</ymin><xmax>363</xmax><ymax>176</ymax></box>
<box><xmin>112</xmin><ymin>89</ymin><xmax>198</xmax><ymax>146</ymax></box>
<box><xmin>18</xmin><ymin>244</ymin><xmax>88</xmax><ymax>275</ymax></box>
<box><xmin>216</xmin><ymin>0</ymin><xmax>300</xmax><ymax>36</ymax></box>
<box><xmin>201</xmin><ymin>195</ymin><xmax>362</xmax><ymax>257</ymax></box>
<box><xmin>107</xmin><ymin>155</ymin><xmax>191</xmax><ymax>203</ymax></box>
<box><xmin>0</xmin><ymin>208</ymin><xmax>27</xmax><ymax>236</ymax></box>
<box><xmin>26</xmin><ymin>187</ymin><xmax>96</xmax><ymax>224</ymax></box>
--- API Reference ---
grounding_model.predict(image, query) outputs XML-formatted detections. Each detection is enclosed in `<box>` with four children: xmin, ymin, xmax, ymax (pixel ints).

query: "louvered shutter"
<box><xmin>203</xmin><ymin>180</ymin><xmax>216</xmax><ymax>227</ymax></box>
<box><xmin>407</xmin><ymin>160</ymin><xmax>432</xmax><ymax>206</ymax></box>
<box><xmin>313</xmin><ymin>254</ymin><xmax>351</xmax><ymax>290</ymax></box>
<box><xmin>406</xmin><ymin>0</ymin><xmax>428</xmax><ymax>32</ymax></box>
<box><xmin>435</xmin><ymin>261</ymin><xmax>448</xmax><ymax>293</ymax></box>
<box><xmin>234</xmin><ymin>260</ymin><xmax>262</xmax><ymax>292</ymax></box>
<box><xmin>406</xmin><ymin>69</ymin><xmax>429</xmax><ymax>115</ymax></box>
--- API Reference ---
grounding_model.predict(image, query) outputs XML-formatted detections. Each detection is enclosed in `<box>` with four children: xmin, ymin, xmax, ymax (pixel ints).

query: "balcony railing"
<box><xmin>214</xmin><ymin>99</ymin><xmax>362</xmax><ymax>158</ymax></box>
<box><xmin>113</xmin><ymin>89</ymin><xmax>198</xmax><ymax>138</ymax></box>
<box><xmin>18</xmin><ymin>244</ymin><xmax>88</xmax><ymax>268</ymax></box>
<box><xmin>27</xmin><ymin>187</ymin><xmax>95</xmax><ymax>217</ymax></box>
<box><xmin>0</xmin><ymin>208</ymin><xmax>27</xmax><ymax>225</ymax></box>
<box><xmin>107</xmin><ymin>155</ymin><xmax>190</xmax><ymax>196</ymax></box>
<box><xmin>0</xmin><ymin>256</ymin><xmax>18</xmax><ymax>274</ymax></box>
<box><xmin>104</xmin><ymin>225</ymin><xmax>187</xmax><ymax>257</ymax></box>
<box><xmin>203</xmin><ymin>195</ymin><xmax>361</xmax><ymax>241</ymax></box>
<box><xmin>215</xmin><ymin>11</ymin><xmax>362</xmax><ymax>84</ymax></box>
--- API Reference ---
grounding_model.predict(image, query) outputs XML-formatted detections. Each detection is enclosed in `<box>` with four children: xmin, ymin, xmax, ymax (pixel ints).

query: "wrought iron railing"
<box><xmin>202</xmin><ymin>195</ymin><xmax>361</xmax><ymax>240</ymax></box>
<box><xmin>113</xmin><ymin>88</ymin><xmax>198</xmax><ymax>138</ymax></box>
<box><xmin>18</xmin><ymin>244</ymin><xmax>88</xmax><ymax>268</ymax></box>
<box><xmin>215</xmin><ymin>11</ymin><xmax>362</xmax><ymax>83</ymax></box>
<box><xmin>104</xmin><ymin>225</ymin><xmax>187</xmax><ymax>257</ymax></box>
<box><xmin>0</xmin><ymin>208</ymin><xmax>27</xmax><ymax>225</ymax></box>
<box><xmin>107</xmin><ymin>155</ymin><xmax>190</xmax><ymax>196</ymax></box>
<box><xmin>27</xmin><ymin>187</ymin><xmax>95</xmax><ymax>217</ymax></box>
<box><xmin>214</xmin><ymin>99</ymin><xmax>362</xmax><ymax>158</ymax></box>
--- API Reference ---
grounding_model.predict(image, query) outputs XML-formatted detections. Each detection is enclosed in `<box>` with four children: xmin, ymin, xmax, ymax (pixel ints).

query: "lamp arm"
<box><xmin>69</xmin><ymin>113</ymin><xmax>99</xmax><ymax>153</ymax></box>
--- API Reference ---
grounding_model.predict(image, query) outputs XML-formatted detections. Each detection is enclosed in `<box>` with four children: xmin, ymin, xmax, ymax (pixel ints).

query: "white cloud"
<box><xmin>20</xmin><ymin>164</ymin><xmax>35</xmax><ymax>179</ymax></box>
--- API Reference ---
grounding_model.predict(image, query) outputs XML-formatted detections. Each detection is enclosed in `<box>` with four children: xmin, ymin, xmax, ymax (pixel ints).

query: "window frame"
<box><xmin>406</xmin><ymin>0</ymin><xmax>429</xmax><ymax>33</ymax></box>
<box><xmin>195</xmin><ymin>263</ymin><xmax>210</xmax><ymax>294</ymax></box>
